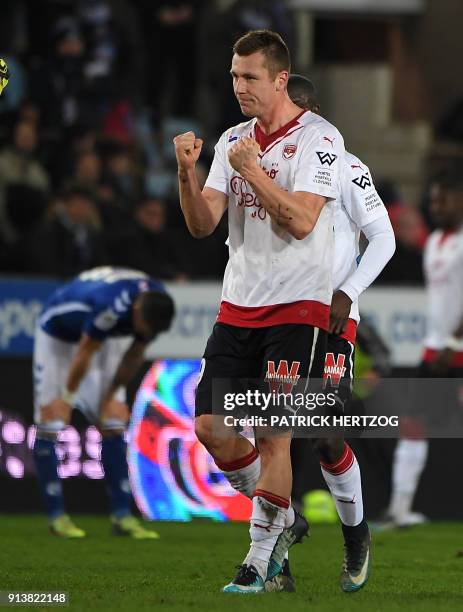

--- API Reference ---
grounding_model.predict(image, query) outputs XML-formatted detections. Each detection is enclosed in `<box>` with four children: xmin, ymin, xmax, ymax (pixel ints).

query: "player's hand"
<box><xmin>173</xmin><ymin>131</ymin><xmax>203</xmax><ymax>170</ymax></box>
<box><xmin>41</xmin><ymin>399</ymin><xmax>72</xmax><ymax>423</ymax></box>
<box><xmin>329</xmin><ymin>290</ymin><xmax>352</xmax><ymax>335</ymax></box>
<box><xmin>228</xmin><ymin>137</ymin><xmax>260</xmax><ymax>175</ymax></box>
<box><xmin>100</xmin><ymin>398</ymin><xmax>130</xmax><ymax>424</ymax></box>
<box><xmin>429</xmin><ymin>348</ymin><xmax>454</xmax><ymax>376</ymax></box>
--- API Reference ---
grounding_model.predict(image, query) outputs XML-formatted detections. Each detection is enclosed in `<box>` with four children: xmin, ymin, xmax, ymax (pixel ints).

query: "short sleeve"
<box><xmin>293</xmin><ymin>127</ymin><xmax>344</xmax><ymax>200</ymax></box>
<box><xmin>204</xmin><ymin>131</ymin><xmax>230</xmax><ymax>195</ymax></box>
<box><xmin>83</xmin><ymin>288</ymin><xmax>133</xmax><ymax>340</ymax></box>
<box><xmin>342</xmin><ymin>156</ymin><xmax>388</xmax><ymax>228</ymax></box>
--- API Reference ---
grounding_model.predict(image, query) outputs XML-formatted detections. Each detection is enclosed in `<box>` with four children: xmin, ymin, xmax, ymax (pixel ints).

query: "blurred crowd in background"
<box><xmin>0</xmin><ymin>0</ymin><xmax>454</xmax><ymax>283</ymax></box>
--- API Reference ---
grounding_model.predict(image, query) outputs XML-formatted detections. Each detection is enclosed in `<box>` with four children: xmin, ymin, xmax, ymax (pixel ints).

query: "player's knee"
<box><xmin>311</xmin><ymin>437</ymin><xmax>344</xmax><ymax>464</ymax></box>
<box><xmin>194</xmin><ymin>415</ymin><xmax>216</xmax><ymax>450</ymax></box>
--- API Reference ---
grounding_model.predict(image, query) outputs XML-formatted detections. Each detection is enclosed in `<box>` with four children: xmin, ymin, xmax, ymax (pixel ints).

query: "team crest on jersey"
<box><xmin>352</xmin><ymin>173</ymin><xmax>372</xmax><ymax>190</ymax></box>
<box><xmin>316</xmin><ymin>151</ymin><xmax>337</xmax><ymax>166</ymax></box>
<box><xmin>323</xmin><ymin>353</ymin><xmax>346</xmax><ymax>388</ymax></box>
<box><xmin>265</xmin><ymin>360</ymin><xmax>301</xmax><ymax>394</ymax></box>
<box><xmin>282</xmin><ymin>144</ymin><xmax>297</xmax><ymax>160</ymax></box>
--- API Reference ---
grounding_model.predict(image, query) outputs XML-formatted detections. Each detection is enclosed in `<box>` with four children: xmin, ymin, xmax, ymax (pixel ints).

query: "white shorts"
<box><xmin>34</xmin><ymin>327</ymin><xmax>130</xmax><ymax>432</ymax></box>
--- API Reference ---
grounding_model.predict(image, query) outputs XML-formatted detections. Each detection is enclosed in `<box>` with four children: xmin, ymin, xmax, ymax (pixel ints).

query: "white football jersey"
<box><xmin>333</xmin><ymin>152</ymin><xmax>388</xmax><ymax>324</ymax></box>
<box><xmin>423</xmin><ymin>226</ymin><xmax>463</xmax><ymax>351</ymax></box>
<box><xmin>205</xmin><ymin>110</ymin><xmax>344</xmax><ymax>329</ymax></box>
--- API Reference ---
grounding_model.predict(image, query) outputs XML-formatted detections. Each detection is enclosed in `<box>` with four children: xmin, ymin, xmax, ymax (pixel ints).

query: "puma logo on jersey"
<box><xmin>352</xmin><ymin>174</ymin><xmax>372</xmax><ymax>190</ymax></box>
<box><xmin>323</xmin><ymin>136</ymin><xmax>335</xmax><ymax>147</ymax></box>
<box><xmin>316</xmin><ymin>151</ymin><xmax>338</xmax><ymax>166</ymax></box>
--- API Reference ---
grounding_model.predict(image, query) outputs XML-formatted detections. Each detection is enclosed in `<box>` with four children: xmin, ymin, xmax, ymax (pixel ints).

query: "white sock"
<box><xmin>320</xmin><ymin>443</ymin><xmax>364</xmax><ymax>526</ymax></box>
<box><xmin>220</xmin><ymin>448</ymin><xmax>295</xmax><ymax>530</ymax></box>
<box><xmin>220</xmin><ymin>450</ymin><xmax>261</xmax><ymax>499</ymax></box>
<box><xmin>244</xmin><ymin>491</ymin><xmax>288</xmax><ymax>579</ymax></box>
<box><xmin>388</xmin><ymin>439</ymin><xmax>428</xmax><ymax>522</ymax></box>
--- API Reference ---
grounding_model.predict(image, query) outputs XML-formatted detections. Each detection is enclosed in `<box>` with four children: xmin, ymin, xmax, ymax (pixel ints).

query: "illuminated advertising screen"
<box><xmin>0</xmin><ymin>358</ymin><xmax>251</xmax><ymax>521</ymax></box>
<box><xmin>128</xmin><ymin>359</ymin><xmax>251</xmax><ymax>521</ymax></box>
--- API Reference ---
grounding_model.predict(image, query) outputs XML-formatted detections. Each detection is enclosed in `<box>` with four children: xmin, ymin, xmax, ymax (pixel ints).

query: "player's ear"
<box><xmin>276</xmin><ymin>70</ymin><xmax>288</xmax><ymax>92</ymax></box>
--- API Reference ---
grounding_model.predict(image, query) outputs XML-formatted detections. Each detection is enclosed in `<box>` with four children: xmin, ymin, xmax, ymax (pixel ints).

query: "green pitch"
<box><xmin>1</xmin><ymin>516</ymin><xmax>463</xmax><ymax>611</ymax></box>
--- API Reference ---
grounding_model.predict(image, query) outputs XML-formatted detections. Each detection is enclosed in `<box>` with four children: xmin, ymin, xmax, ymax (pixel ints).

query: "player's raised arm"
<box><xmin>174</xmin><ymin>131</ymin><xmax>228</xmax><ymax>238</ymax></box>
<box><xmin>229</xmin><ymin>137</ymin><xmax>327</xmax><ymax>240</ymax></box>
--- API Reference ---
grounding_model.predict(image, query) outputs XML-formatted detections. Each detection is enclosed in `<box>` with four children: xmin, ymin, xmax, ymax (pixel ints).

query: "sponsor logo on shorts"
<box><xmin>323</xmin><ymin>353</ymin><xmax>346</xmax><ymax>388</ymax></box>
<box><xmin>265</xmin><ymin>360</ymin><xmax>301</xmax><ymax>393</ymax></box>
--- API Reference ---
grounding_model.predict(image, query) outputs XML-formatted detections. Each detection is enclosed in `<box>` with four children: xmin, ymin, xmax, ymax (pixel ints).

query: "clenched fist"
<box><xmin>173</xmin><ymin>131</ymin><xmax>203</xmax><ymax>171</ymax></box>
<box><xmin>228</xmin><ymin>137</ymin><xmax>260</xmax><ymax>175</ymax></box>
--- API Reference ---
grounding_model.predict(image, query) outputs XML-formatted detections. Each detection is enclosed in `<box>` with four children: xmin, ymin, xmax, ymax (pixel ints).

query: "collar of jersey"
<box><xmin>254</xmin><ymin>110</ymin><xmax>309</xmax><ymax>158</ymax></box>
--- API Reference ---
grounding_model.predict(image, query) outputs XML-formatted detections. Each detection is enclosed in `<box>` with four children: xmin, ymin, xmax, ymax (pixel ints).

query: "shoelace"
<box><xmin>343</xmin><ymin>538</ymin><xmax>365</xmax><ymax>572</ymax></box>
<box><xmin>233</xmin><ymin>564</ymin><xmax>259</xmax><ymax>585</ymax></box>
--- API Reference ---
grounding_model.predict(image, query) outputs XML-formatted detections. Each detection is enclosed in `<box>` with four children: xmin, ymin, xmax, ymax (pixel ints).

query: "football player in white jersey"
<box><xmin>273</xmin><ymin>74</ymin><xmax>395</xmax><ymax>592</ymax></box>
<box><xmin>383</xmin><ymin>166</ymin><xmax>463</xmax><ymax>528</ymax></box>
<box><xmin>174</xmin><ymin>30</ymin><xmax>345</xmax><ymax>593</ymax></box>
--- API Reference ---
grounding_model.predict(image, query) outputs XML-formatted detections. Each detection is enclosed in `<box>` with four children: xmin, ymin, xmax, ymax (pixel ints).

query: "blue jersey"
<box><xmin>39</xmin><ymin>267</ymin><xmax>166</xmax><ymax>342</ymax></box>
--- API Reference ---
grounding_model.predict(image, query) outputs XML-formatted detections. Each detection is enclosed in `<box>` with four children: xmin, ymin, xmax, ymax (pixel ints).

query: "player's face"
<box><xmin>429</xmin><ymin>184</ymin><xmax>463</xmax><ymax>229</ymax></box>
<box><xmin>230</xmin><ymin>51</ymin><xmax>285</xmax><ymax>118</ymax></box>
<box><xmin>132</xmin><ymin>302</ymin><xmax>155</xmax><ymax>342</ymax></box>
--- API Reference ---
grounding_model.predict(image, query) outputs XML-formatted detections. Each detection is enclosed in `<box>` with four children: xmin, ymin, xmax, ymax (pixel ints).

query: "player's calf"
<box><xmin>194</xmin><ymin>414</ymin><xmax>254</xmax><ymax>465</ymax></box>
<box><xmin>34</xmin><ymin>425</ymin><xmax>86</xmax><ymax>538</ymax></box>
<box><xmin>311</xmin><ymin>436</ymin><xmax>345</xmax><ymax>465</ymax></box>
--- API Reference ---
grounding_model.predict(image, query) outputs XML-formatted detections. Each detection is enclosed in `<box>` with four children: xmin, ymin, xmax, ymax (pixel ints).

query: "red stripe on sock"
<box><xmin>320</xmin><ymin>443</ymin><xmax>355</xmax><ymax>476</ymax></box>
<box><xmin>215</xmin><ymin>447</ymin><xmax>259</xmax><ymax>472</ymax></box>
<box><xmin>253</xmin><ymin>489</ymin><xmax>290</xmax><ymax>509</ymax></box>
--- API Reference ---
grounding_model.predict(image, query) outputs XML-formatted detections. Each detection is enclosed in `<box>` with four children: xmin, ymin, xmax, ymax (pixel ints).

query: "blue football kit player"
<box><xmin>33</xmin><ymin>267</ymin><xmax>174</xmax><ymax>538</ymax></box>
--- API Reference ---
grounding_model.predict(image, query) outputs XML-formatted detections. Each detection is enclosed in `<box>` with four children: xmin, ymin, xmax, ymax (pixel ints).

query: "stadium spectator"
<box><xmin>29</xmin><ymin>12</ymin><xmax>119</xmax><ymax>134</ymax></box>
<box><xmin>100</xmin><ymin>139</ymin><xmax>139</xmax><ymax>205</ymax></box>
<box><xmin>0</xmin><ymin>119</ymin><xmax>49</xmax><ymax>244</ymax></box>
<box><xmin>31</xmin><ymin>185</ymin><xmax>107</xmax><ymax>278</ymax></box>
<box><xmin>375</xmin><ymin>180</ymin><xmax>428</xmax><ymax>284</ymax></box>
<box><xmin>106</xmin><ymin>196</ymin><xmax>186</xmax><ymax>280</ymax></box>
<box><xmin>136</xmin><ymin>0</ymin><xmax>202</xmax><ymax>119</ymax></box>
<box><xmin>72</xmin><ymin>150</ymin><xmax>102</xmax><ymax>190</ymax></box>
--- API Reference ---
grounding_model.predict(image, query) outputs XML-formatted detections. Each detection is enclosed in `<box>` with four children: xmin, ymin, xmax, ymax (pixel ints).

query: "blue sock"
<box><xmin>33</xmin><ymin>437</ymin><xmax>65</xmax><ymax>520</ymax></box>
<box><xmin>101</xmin><ymin>434</ymin><xmax>132</xmax><ymax>518</ymax></box>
